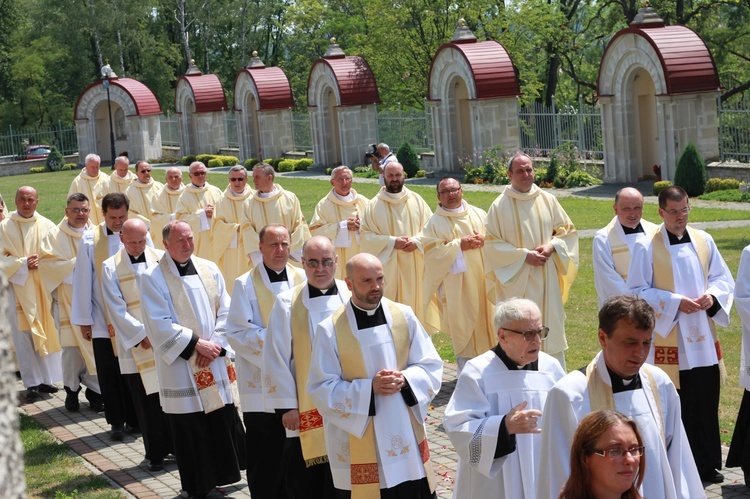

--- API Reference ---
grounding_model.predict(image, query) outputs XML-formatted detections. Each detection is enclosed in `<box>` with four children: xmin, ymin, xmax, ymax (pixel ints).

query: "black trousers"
<box><xmin>283</xmin><ymin>436</ymin><xmax>335</xmax><ymax>499</ymax></box>
<box><xmin>678</xmin><ymin>364</ymin><xmax>721</xmax><ymax>473</ymax></box>
<box><xmin>334</xmin><ymin>478</ymin><xmax>436</xmax><ymax>498</ymax></box>
<box><xmin>92</xmin><ymin>338</ymin><xmax>136</xmax><ymax>427</ymax></box>
<box><xmin>243</xmin><ymin>411</ymin><xmax>287</xmax><ymax>499</ymax></box>
<box><xmin>124</xmin><ymin>373</ymin><xmax>172</xmax><ymax>461</ymax></box>
<box><xmin>727</xmin><ymin>388</ymin><xmax>750</xmax><ymax>473</ymax></box>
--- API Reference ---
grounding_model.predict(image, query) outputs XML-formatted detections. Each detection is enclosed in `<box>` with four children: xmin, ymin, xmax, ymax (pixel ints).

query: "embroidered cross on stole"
<box><xmin>331</xmin><ymin>299</ymin><xmax>436</xmax><ymax>499</ymax></box>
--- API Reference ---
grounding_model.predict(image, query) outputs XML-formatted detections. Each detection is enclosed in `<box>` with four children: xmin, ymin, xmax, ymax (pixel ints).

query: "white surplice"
<box><xmin>737</xmin><ymin>246</ymin><xmax>750</xmax><ymax>391</ymax></box>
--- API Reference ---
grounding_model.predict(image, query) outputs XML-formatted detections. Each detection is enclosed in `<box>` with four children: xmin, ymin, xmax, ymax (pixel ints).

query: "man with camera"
<box><xmin>368</xmin><ymin>143</ymin><xmax>397</xmax><ymax>186</ymax></box>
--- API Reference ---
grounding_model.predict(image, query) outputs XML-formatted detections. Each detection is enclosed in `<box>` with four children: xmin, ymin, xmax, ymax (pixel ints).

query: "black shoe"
<box><xmin>148</xmin><ymin>458</ymin><xmax>164</xmax><ymax>471</ymax></box>
<box><xmin>700</xmin><ymin>469</ymin><xmax>724</xmax><ymax>484</ymax></box>
<box><xmin>125</xmin><ymin>424</ymin><xmax>140</xmax><ymax>434</ymax></box>
<box><xmin>111</xmin><ymin>423</ymin><xmax>126</xmax><ymax>441</ymax></box>
<box><xmin>25</xmin><ymin>386</ymin><xmax>40</xmax><ymax>401</ymax></box>
<box><xmin>64</xmin><ymin>387</ymin><xmax>81</xmax><ymax>411</ymax></box>
<box><xmin>85</xmin><ymin>389</ymin><xmax>104</xmax><ymax>412</ymax></box>
<box><xmin>38</xmin><ymin>383</ymin><xmax>59</xmax><ymax>394</ymax></box>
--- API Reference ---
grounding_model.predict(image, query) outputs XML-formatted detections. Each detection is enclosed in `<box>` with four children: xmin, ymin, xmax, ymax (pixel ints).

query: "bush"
<box><xmin>244</xmin><ymin>158</ymin><xmax>260</xmax><ymax>169</ymax></box>
<box><xmin>277</xmin><ymin>160</ymin><xmax>295</xmax><ymax>172</ymax></box>
<box><xmin>222</xmin><ymin>156</ymin><xmax>239</xmax><ymax>166</ymax></box>
<box><xmin>182</xmin><ymin>155</ymin><xmax>196</xmax><ymax>166</ymax></box>
<box><xmin>698</xmin><ymin>189</ymin><xmax>747</xmax><ymax>202</ymax></box>
<box><xmin>415</xmin><ymin>170</ymin><xmax>426</xmax><ymax>178</ymax></box>
<box><xmin>196</xmin><ymin>154</ymin><xmax>215</xmax><ymax>165</ymax></box>
<box><xmin>325</xmin><ymin>167</ymin><xmax>333</xmax><ymax>175</ymax></box>
<box><xmin>564</xmin><ymin>169</ymin><xmax>602</xmax><ymax>188</ymax></box>
<box><xmin>45</xmin><ymin>146</ymin><xmax>65</xmax><ymax>172</ymax></box>
<box><xmin>705</xmin><ymin>177</ymin><xmax>741</xmax><ymax>193</ymax></box>
<box><xmin>673</xmin><ymin>142</ymin><xmax>706</xmax><ymax>197</ymax></box>
<box><xmin>534</xmin><ymin>167</ymin><xmax>548</xmax><ymax>185</ymax></box>
<box><xmin>265</xmin><ymin>158</ymin><xmax>283</xmax><ymax>170</ymax></box>
<box><xmin>297</xmin><ymin>158</ymin><xmax>314</xmax><ymax>169</ymax></box>
<box><xmin>653</xmin><ymin>180</ymin><xmax>673</xmax><ymax>196</ymax></box>
<box><xmin>460</xmin><ymin>146</ymin><xmax>511</xmax><ymax>184</ymax></box>
<box><xmin>62</xmin><ymin>163</ymin><xmax>76</xmax><ymax>171</ymax></box>
<box><xmin>206</xmin><ymin>158</ymin><xmax>222</xmax><ymax>168</ymax></box>
<box><xmin>396</xmin><ymin>142</ymin><xmax>420</xmax><ymax>178</ymax></box>
<box><xmin>30</xmin><ymin>166</ymin><xmax>50</xmax><ymax>174</ymax></box>
<box><xmin>545</xmin><ymin>155</ymin><xmax>559</xmax><ymax>184</ymax></box>
<box><xmin>293</xmin><ymin>161</ymin><xmax>309</xmax><ymax>171</ymax></box>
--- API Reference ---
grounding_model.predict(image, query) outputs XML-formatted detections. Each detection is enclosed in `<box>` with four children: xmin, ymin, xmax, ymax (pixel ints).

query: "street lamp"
<box><xmin>100</xmin><ymin>62</ymin><xmax>117</xmax><ymax>168</ymax></box>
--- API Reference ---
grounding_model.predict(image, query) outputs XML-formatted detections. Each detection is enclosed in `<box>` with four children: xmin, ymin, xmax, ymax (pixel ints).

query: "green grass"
<box><xmin>21</xmin><ymin>413</ymin><xmax>121</xmax><ymax>498</ymax></box>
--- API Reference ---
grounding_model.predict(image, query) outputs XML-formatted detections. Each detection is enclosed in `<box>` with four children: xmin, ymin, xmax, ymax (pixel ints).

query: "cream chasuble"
<box><xmin>39</xmin><ymin>220</ymin><xmax>96</xmax><ymax>373</ymax></box>
<box><xmin>174</xmin><ymin>182</ymin><xmax>223</xmax><ymax>260</ymax></box>
<box><xmin>421</xmin><ymin>202</ymin><xmax>494</xmax><ymax>357</ymax></box>
<box><xmin>106</xmin><ymin>170</ymin><xmax>135</xmax><ymax>194</ymax></box>
<box><xmin>0</xmin><ymin>212</ymin><xmax>60</xmax><ymax>355</ymax></box>
<box><xmin>126</xmin><ymin>180</ymin><xmax>164</xmax><ymax>246</ymax></box>
<box><xmin>68</xmin><ymin>170</ymin><xmax>109</xmax><ymax>225</ymax></box>
<box><xmin>360</xmin><ymin>187</ymin><xmax>437</xmax><ymax>327</ymax></box>
<box><xmin>151</xmin><ymin>184</ymin><xmax>185</xmax><ymax>249</ymax></box>
<box><xmin>211</xmin><ymin>186</ymin><xmax>254</xmax><ymax>294</ymax></box>
<box><xmin>240</xmin><ymin>184</ymin><xmax>311</xmax><ymax>265</ymax></box>
<box><xmin>484</xmin><ymin>185</ymin><xmax>578</xmax><ymax>355</ymax></box>
<box><xmin>309</xmin><ymin>189</ymin><xmax>369</xmax><ymax>280</ymax></box>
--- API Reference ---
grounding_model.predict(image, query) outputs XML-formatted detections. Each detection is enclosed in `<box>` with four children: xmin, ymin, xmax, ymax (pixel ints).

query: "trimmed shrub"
<box><xmin>46</xmin><ymin>146</ymin><xmax>65</xmax><ymax>172</ymax></box>
<box><xmin>278</xmin><ymin>160</ymin><xmax>295</xmax><ymax>172</ymax></box>
<box><xmin>244</xmin><ymin>158</ymin><xmax>260</xmax><ymax>169</ymax></box>
<box><xmin>182</xmin><ymin>155</ymin><xmax>196</xmax><ymax>166</ymax></box>
<box><xmin>293</xmin><ymin>161</ymin><xmax>308</xmax><ymax>171</ymax></box>
<box><xmin>62</xmin><ymin>163</ymin><xmax>76</xmax><ymax>171</ymax></box>
<box><xmin>705</xmin><ymin>177</ymin><xmax>741</xmax><ymax>193</ymax></box>
<box><xmin>653</xmin><ymin>180</ymin><xmax>673</xmax><ymax>196</ymax></box>
<box><xmin>297</xmin><ymin>158</ymin><xmax>314</xmax><ymax>169</ymax></box>
<box><xmin>545</xmin><ymin>155</ymin><xmax>559</xmax><ymax>184</ymax></box>
<box><xmin>396</xmin><ymin>142</ymin><xmax>420</xmax><ymax>178</ymax></box>
<box><xmin>207</xmin><ymin>158</ymin><xmax>223</xmax><ymax>168</ymax></box>
<box><xmin>534</xmin><ymin>168</ymin><xmax>548</xmax><ymax>185</ymax></box>
<box><xmin>325</xmin><ymin>167</ymin><xmax>333</xmax><ymax>175</ymax></box>
<box><xmin>415</xmin><ymin>170</ymin><xmax>426</xmax><ymax>178</ymax></box>
<box><xmin>196</xmin><ymin>154</ymin><xmax>215</xmax><ymax>165</ymax></box>
<box><xmin>222</xmin><ymin>156</ymin><xmax>239</xmax><ymax>166</ymax></box>
<box><xmin>699</xmin><ymin>189</ymin><xmax>746</xmax><ymax>202</ymax></box>
<box><xmin>673</xmin><ymin>142</ymin><xmax>706</xmax><ymax>197</ymax></box>
<box><xmin>30</xmin><ymin>166</ymin><xmax>50</xmax><ymax>174</ymax></box>
<box><xmin>564</xmin><ymin>169</ymin><xmax>601</xmax><ymax>188</ymax></box>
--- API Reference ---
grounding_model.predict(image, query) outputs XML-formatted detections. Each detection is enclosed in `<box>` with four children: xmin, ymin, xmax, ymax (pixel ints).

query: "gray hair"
<box><xmin>229</xmin><ymin>165</ymin><xmax>248</xmax><ymax>177</ymax></box>
<box><xmin>493</xmin><ymin>298</ymin><xmax>541</xmax><ymax>331</ymax></box>
<box><xmin>162</xmin><ymin>219</ymin><xmax>190</xmax><ymax>241</ymax></box>
<box><xmin>114</xmin><ymin>156</ymin><xmax>129</xmax><ymax>167</ymax></box>
<box><xmin>84</xmin><ymin>153</ymin><xmax>100</xmax><ymax>165</ymax></box>
<box><xmin>378</xmin><ymin>143</ymin><xmax>390</xmax><ymax>152</ymax></box>
<box><xmin>330</xmin><ymin>165</ymin><xmax>351</xmax><ymax>178</ymax></box>
<box><xmin>506</xmin><ymin>152</ymin><xmax>530</xmax><ymax>172</ymax></box>
<box><xmin>253</xmin><ymin>163</ymin><xmax>275</xmax><ymax>177</ymax></box>
<box><xmin>189</xmin><ymin>161</ymin><xmax>207</xmax><ymax>173</ymax></box>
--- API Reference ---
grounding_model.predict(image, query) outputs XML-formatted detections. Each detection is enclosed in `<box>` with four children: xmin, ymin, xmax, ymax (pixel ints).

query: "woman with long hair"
<box><xmin>559</xmin><ymin>410</ymin><xmax>645</xmax><ymax>499</ymax></box>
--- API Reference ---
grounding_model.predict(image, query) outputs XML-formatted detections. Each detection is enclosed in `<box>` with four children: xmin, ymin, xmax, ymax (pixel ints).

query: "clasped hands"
<box><xmin>373</xmin><ymin>369</ymin><xmax>406</xmax><ymax>396</ymax></box>
<box><xmin>460</xmin><ymin>230</ymin><xmax>485</xmax><ymax>251</ymax></box>
<box><xmin>525</xmin><ymin>243</ymin><xmax>555</xmax><ymax>266</ymax></box>
<box><xmin>679</xmin><ymin>293</ymin><xmax>714</xmax><ymax>314</ymax></box>
<box><xmin>194</xmin><ymin>338</ymin><xmax>222</xmax><ymax>368</ymax></box>
<box><xmin>394</xmin><ymin>236</ymin><xmax>417</xmax><ymax>252</ymax></box>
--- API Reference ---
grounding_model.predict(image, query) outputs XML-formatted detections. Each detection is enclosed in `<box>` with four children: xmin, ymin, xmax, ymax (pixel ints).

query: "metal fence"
<box><xmin>719</xmin><ymin>96</ymin><xmax>750</xmax><ymax>163</ymax></box>
<box><xmin>292</xmin><ymin>112</ymin><xmax>312</xmax><ymax>152</ymax></box>
<box><xmin>376</xmin><ymin>103</ymin><xmax>434</xmax><ymax>153</ymax></box>
<box><xmin>0</xmin><ymin>122</ymin><xmax>78</xmax><ymax>160</ymax></box>
<box><xmin>223</xmin><ymin>110</ymin><xmax>238</xmax><ymax>149</ymax></box>
<box><xmin>518</xmin><ymin>96</ymin><xmax>603</xmax><ymax>159</ymax></box>
<box><xmin>160</xmin><ymin>112</ymin><xmax>180</xmax><ymax>147</ymax></box>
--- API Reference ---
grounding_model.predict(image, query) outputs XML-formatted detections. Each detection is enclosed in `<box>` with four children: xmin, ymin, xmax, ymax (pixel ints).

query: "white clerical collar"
<box><xmin>333</xmin><ymin>190</ymin><xmax>355</xmax><ymax>202</ymax></box>
<box><xmin>231</xmin><ymin>187</ymin><xmax>248</xmax><ymax>196</ymax></box>
<box><xmin>167</xmin><ymin>185</ymin><xmax>182</xmax><ymax>191</ymax></box>
<box><xmin>67</xmin><ymin>223</ymin><xmax>86</xmax><ymax>233</ymax></box>
<box><xmin>259</xmin><ymin>186</ymin><xmax>279</xmax><ymax>198</ymax></box>
<box><xmin>191</xmin><ymin>183</ymin><xmax>205</xmax><ymax>189</ymax></box>
<box><xmin>508</xmin><ymin>185</ymin><xmax>533</xmax><ymax>194</ymax></box>
<box><xmin>351</xmin><ymin>300</ymin><xmax>381</xmax><ymax>316</ymax></box>
<box><xmin>441</xmin><ymin>201</ymin><xmax>466</xmax><ymax>213</ymax></box>
<box><xmin>135</xmin><ymin>179</ymin><xmax>151</xmax><ymax>185</ymax></box>
<box><xmin>115</xmin><ymin>172</ymin><xmax>129</xmax><ymax>179</ymax></box>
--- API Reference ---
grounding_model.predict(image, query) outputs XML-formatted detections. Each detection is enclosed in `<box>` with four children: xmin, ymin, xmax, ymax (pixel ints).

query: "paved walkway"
<box><xmin>18</xmin><ymin>362</ymin><xmax>746</xmax><ymax>498</ymax></box>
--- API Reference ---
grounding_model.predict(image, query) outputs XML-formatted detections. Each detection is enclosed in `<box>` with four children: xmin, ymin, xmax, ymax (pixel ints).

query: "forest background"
<box><xmin>0</xmin><ymin>0</ymin><xmax>749</xmax><ymax>129</ymax></box>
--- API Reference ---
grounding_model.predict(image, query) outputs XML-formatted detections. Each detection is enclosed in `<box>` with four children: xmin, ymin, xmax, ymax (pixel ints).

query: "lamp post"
<box><xmin>100</xmin><ymin>62</ymin><xmax>117</xmax><ymax>167</ymax></box>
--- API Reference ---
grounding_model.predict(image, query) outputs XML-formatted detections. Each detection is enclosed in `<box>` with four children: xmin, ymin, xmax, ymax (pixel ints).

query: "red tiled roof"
<box><xmin>427</xmin><ymin>40</ymin><xmax>521</xmax><ymax>100</ymax></box>
<box><xmin>308</xmin><ymin>56</ymin><xmax>381</xmax><ymax>107</ymax></box>
<box><xmin>74</xmin><ymin>77</ymin><xmax>162</xmax><ymax>118</ymax></box>
<box><xmin>177</xmin><ymin>74</ymin><xmax>228</xmax><ymax>113</ymax></box>
<box><xmin>235</xmin><ymin>66</ymin><xmax>294</xmax><ymax>111</ymax></box>
<box><xmin>598</xmin><ymin>25</ymin><xmax>720</xmax><ymax>95</ymax></box>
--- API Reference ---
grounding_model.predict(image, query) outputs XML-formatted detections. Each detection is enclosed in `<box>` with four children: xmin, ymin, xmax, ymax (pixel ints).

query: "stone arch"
<box><xmin>175</xmin><ymin>83</ymin><xmax>197</xmax><ymax>156</ymax></box>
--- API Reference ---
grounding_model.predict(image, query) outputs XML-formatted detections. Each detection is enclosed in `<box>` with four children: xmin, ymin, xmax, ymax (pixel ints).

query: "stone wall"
<box><xmin>707</xmin><ymin>162</ymin><xmax>750</xmax><ymax>182</ymax></box>
<box><xmin>258</xmin><ymin>109</ymin><xmax>294</xmax><ymax>160</ymax></box>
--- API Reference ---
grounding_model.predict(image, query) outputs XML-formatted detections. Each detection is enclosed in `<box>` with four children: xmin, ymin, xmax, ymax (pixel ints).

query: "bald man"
<box><xmin>107</xmin><ymin>156</ymin><xmax>136</xmax><ymax>194</ymax></box>
<box><xmin>592</xmin><ymin>187</ymin><xmax>658</xmax><ymax>307</ymax></box>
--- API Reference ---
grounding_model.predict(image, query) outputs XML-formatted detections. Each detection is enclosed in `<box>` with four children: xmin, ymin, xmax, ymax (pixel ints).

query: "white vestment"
<box><xmin>139</xmin><ymin>256</ymin><xmax>235</xmax><ymax>414</ymax></box>
<box><xmin>307</xmin><ymin>300</ymin><xmax>443</xmax><ymax>490</ymax></box>
<box><xmin>126</xmin><ymin>180</ymin><xmax>164</xmax><ymax>245</ymax></box>
<box><xmin>444</xmin><ymin>350</ymin><xmax>564</xmax><ymax>498</ymax></box>
<box><xmin>592</xmin><ymin>217</ymin><xmax>658</xmax><ymax>307</ymax></box>
<box><xmin>737</xmin><ymin>246</ymin><xmax>750</xmax><ymax>391</ymax></box>
<box><xmin>68</xmin><ymin>170</ymin><xmax>109</xmax><ymax>225</ymax></box>
<box><xmin>536</xmin><ymin>352</ymin><xmax>703</xmax><ymax>499</ymax></box>
<box><xmin>106</xmin><ymin>170</ymin><xmax>136</xmax><ymax>194</ymax></box>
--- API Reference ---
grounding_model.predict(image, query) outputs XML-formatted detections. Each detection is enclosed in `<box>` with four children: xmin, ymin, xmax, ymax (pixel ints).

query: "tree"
<box><xmin>674</xmin><ymin>142</ymin><xmax>707</xmax><ymax>197</ymax></box>
<box><xmin>396</xmin><ymin>141</ymin><xmax>420</xmax><ymax>178</ymax></box>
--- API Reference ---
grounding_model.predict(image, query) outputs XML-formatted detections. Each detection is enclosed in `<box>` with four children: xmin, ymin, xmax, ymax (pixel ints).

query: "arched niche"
<box><xmin>307</xmin><ymin>39</ymin><xmax>380</xmax><ymax>168</ymax></box>
<box><xmin>175</xmin><ymin>61</ymin><xmax>228</xmax><ymax>157</ymax></box>
<box><xmin>427</xmin><ymin>20</ymin><xmax>521</xmax><ymax>174</ymax></box>
<box><xmin>234</xmin><ymin>52</ymin><xmax>295</xmax><ymax>161</ymax></box>
<box><xmin>597</xmin><ymin>7</ymin><xmax>720</xmax><ymax>183</ymax></box>
<box><xmin>74</xmin><ymin>73</ymin><xmax>162</xmax><ymax>163</ymax></box>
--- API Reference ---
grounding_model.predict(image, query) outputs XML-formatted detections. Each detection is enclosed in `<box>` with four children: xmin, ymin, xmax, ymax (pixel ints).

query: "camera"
<box><xmin>364</xmin><ymin>144</ymin><xmax>379</xmax><ymax>160</ymax></box>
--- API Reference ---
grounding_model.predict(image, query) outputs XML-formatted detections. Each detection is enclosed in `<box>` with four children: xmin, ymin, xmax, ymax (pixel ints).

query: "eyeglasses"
<box><xmin>663</xmin><ymin>207</ymin><xmax>690</xmax><ymax>216</ymax></box>
<box><xmin>593</xmin><ymin>446</ymin><xmax>645</xmax><ymax>460</ymax></box>
<box><xmin>191</xmin><ymin>171</ymin><xmax>207</xmax><ymax>176</ymax></box>
<box><xmin>438</xmin><ymin>187</ymin><xmax>462</xmax><ymax>195</ymax></box>
<box><xmin>139</xmin><ymin>169</ymin><xmax>152</xmax><ymax>173</ymax></box>
<box><xmin>303</xmin><ymin>258</ymin><xmax>335</xmax><ymax>269</ymax></box>
<box><xmin>229</xmin><ymin>178</ymin><xmax>246</xmax><ymax>182</ymax></box>
<box><xmin>501</xmin><ymin>326</ymin><xmax>549</xmax><ymax>341</ymax></box>
<box><xmin>69</xmin><ymin>207</ymin><xmax>90</xmax><ymax>214</ymax></box>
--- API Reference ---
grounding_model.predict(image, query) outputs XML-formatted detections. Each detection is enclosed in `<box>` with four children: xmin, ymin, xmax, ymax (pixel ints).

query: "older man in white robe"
<box><xmin>174</xmin><ymin>161</ymin><xmax>222</xmax><ymax>260</ymax></box>
<box><xmin>536</xmin><ymin>295</ymin><xmax>703</xmax><ymax>499</ymax></box>
<box><xmin>68</xmin><ymin>153</ymin><xmax>108</xmax><ymax>224</ymax></box>
<box><xmin>140</xmin><ymin>220</ymin><xmax>245</xmax><ymax>497</ymax></box>
<box><xmin>106</xmin><ymin>155</ymin><xmax>135</xmax><ymax>193</ymax></box>
<box><xmin>126</xmin><ymin>161</ymin><xmax>164</xmax><ymax>244</ymax></box>
<box><xmin>444</xmin><ymin>298</ymin><xmax>564</xmax><ymax>498</ymax></box>
<box><xmin>308</xmin><ymin>253</ymin><xmax>443</xmax><ymax>498</ymax></box>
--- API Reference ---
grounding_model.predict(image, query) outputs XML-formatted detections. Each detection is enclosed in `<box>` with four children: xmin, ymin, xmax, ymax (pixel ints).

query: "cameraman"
<box><xmin>370</xmin><ymin>143</ymin><xmax>397</xmax><ymax>187</ymax></box>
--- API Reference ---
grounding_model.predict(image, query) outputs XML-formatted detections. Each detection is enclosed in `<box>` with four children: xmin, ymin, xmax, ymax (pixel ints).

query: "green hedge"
<box><xmin>30</xmin><ymin>166</ymin><xmax>50</xmax><ymax>174</ymax></box>
<box><xmin>244</xmin><ymin>158</ymin><xmax>261</xmax><ymax>169</ymax></box>
<box><xmin>705</xmin><ymin>178</ymin><xmax>741</xmax><ymax>193</ymax></box>
<box><xmin>182</xmin><ymin>155</ymin><xmax>196</xmax><ymax>166</ymax></box>
<box><xmin>278</xmin><ymin>160</ymin><xmax>295</xmax><ymax>172</ymax></box>
<box><xmin>653</xmin><ymin>180</ymin><xmax>673</xmax><ymax>196</ymax></box>
<box><xmin>207</xmin><ymin>158</ymin><xmax>223</xmax><ymax>168</ymax></box>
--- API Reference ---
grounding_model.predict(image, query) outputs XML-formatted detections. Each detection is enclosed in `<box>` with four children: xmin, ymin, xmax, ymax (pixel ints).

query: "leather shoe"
<box><xmin>148</xmin><ymin>458</ymin><xmax>164</xmax><ymax>471</ymax></box>
<box><xmin>25</xmin><ymin>386</ymin><xmax>40</xmax><ymax>401</ymax></box>
<box><xmin>85</xmin><ymin>389</ymin><xmax>105</xmax><ymax>412</ymax></box>
<box><xmin>700</xmin><ymin>469</ymin><xmax>724</xmax><ymax>484</ymax></box>
<box><xmin>111</xmin><ymin>423</ymin><xmax>126</xmax><ymax>441</ymax></box>
<box><xmin>64</xmin><ymin>387</ymin><xmax>81</xmax><ymax>411</ymax></box>
<box><xmin>38</xmin><ymin>383</ymin><xmax>59</xmax><ymax>394</ymax></box>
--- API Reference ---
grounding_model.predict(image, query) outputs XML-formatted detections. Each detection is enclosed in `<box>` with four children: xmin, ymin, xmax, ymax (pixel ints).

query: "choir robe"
<box><xmin>240</xmin><ymin>184</ymin><xmax>311</xmax><ymax>265</ymax></box>
<box><xmin>360</xmin><ymin>187</ymin><xmax>436</xmax><ymax>327</ymax></box>
<box><xmin>728</xmin><ymin>245</ymin><xmax>750</xmax><ymax>474</ymax></box>
<box><xmin>211</xmin><ymin>185</ymin><xmax>254</xmax><ymax>295</ymax></box>
<box><xmin>39</xmin><ymin>219</ymin><xmax>99</xmax><ymax>389</ymax></box>
<box><xmin>484</xmin><ymin>185</ymin><xmax>578</xmax><ymax>357</ymax></box>
<box><xmin>126</xmin><ymin>179</ymin><xmax>164</xmax><ymax>246</ymax></box>
<box><xmin>536</xmin><ymin>352</ymin><xmax>703</xmax><ymax>499</ymax></box>
<box><xmin>592</xmin><ymin>217</ymin><xmax>658</xmax><ymax>307</ymax></box>
<box><xmin>421</xmin><ymin>201</ymin><xmax>494</xmax><ymax>358</ymax></box>
<box><xmin>174</xmin><ymin>182</ymin><xmax>223</xmax><ymax>260</ymax></box>
<box><xmin>0</xmin><ymin>212</ymin><xmax>62</xmax><ymax>387</ymax></box>
<box><xmin>68</xmin><ymin>170</ymin><xmax>109</xmax><ymax>225</ymax></box>
<box><xmin>106</xmin><ymin>170</ymin><xmax>135</xmax><ymax>194</ymax></box>
<box><xmin>307</xmin><ymin>299</ymin><xmax>443</xmax><ymax>493</ymax></box>
<box><xmin>444</xmin><ymin>348</ymin><xmax>564</xmax><ymax>499</ymax></box>
<box><xmin>309</xmin><ymin>189</ymin><xmax>369</xmax><ymax>280</ymax></box>
<box><xmin>151</xmin><ymin>184</ymin><xmax>185</xmax><ymax>247</ymax></box>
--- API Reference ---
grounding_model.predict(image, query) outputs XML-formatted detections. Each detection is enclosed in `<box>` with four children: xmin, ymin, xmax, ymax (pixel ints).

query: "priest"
<box><xmin>151</xmin><ymin>166</ymin><xmax>185</xmax><ymax>249</ymax></box>
<box><xmin>174</xmin><ymin>161</ymin><xmax>222</xmax><ymax>260</ymax></box>
<box><xmin>126</xmin><ymin>161</ymin><xmax>164</xmax><ymax>246</ymax></box>
<box><xmin>68</xmin><ymin>153</ymin><xmax>108</xmax><ymax>225</ymax></box>
<box><xmin>106</xmin><ymin>156</ymin><xmax>135</xmax><ymax>194</ymax></box>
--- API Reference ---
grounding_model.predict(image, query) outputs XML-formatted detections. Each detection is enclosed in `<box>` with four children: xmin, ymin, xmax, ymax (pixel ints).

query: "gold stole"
<box><xmin>248</xmin><ymin>265</ymin><xmax>306</xmax><ymax>326</ymax></box>
<box><xmin>606</xmin><ymin>219</ymin><xmax>632</xmax><ymax>279</ymax></box>
<box><xmin>113</xmin><ymin>246</ymin><xmax>161</xmax><ymax>394</ymax></box>
<box><xmin>332</xmin><ymin>300</ymin><xmax>436</xmax><ymax>498</ymax></box>
<box><xmin>158</xmin><ymin>255</ymin><xmax>233</xmax><ymax>413</ymax></box>
<box><xmin>651</xmin><ymin>227</ymin><xmax>717</xmax><ymax>388</ymax></box>
<box><xmin>290</xmin><ymin>284</ymin><xmax>329</xmax><ymax>466</ymax></box>
<box><xmin>93</xmin><ymin>224</ymin><xmax>118</xmax><ymax>353</ymax></box>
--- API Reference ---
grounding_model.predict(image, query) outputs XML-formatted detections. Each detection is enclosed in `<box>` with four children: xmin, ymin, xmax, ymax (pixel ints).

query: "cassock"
<box><xmin>106</xmin><ymin>170</ymin><xmax>135</xmax><ymax>194</ymax></box>
<box><xmin>263</xmin><ymin>280</ymin><xmax>350</xmax><ymax>498</ymax></box>
<box><xmin>484</xmin><ymin>185</ymin><xmax>578</xmax><ymax>360</ymax></box>
<box><xmin>126</xmin><ymin>179</ymin><xmax>164</xmax><ymax>247</ymax></box>
<box><xmin>225</xmin><ymin>263</ymin><xmax>305</xmax><ymax>498</ymax></box>
<box><xmin>627</xmin><ymin>224</ymin><xmax>734</xmax><ymax>476</ymax></box>
<box><xmin>102</xmin><ymin>246</ymin><xmax>172</xmax><ymax>462</ymax></box>
<box><xmin>536</xmin><ymin>352</ymin><xmax>703</xmax><ymax>499</ymax></box>
<box><xmin>140</xmin><ymin>254</ymin><xmax>245</xmax><ymax>496</ymax></box>
<box><xmin>39</xmin><ymin>219</ymin><xmax>99</xmax><ymax>392</ymax></box>
<box><xmin>728</xmin><ymin>245</ymin><xmax>750</xmax><ymax>475</ymax></box>
<box><xmin>68</xmin><ymin>170</ymin><xmax>109</xmax><ymax>225</ymax></box>
<box><xmin>360</xmin><ymin>187</ymin><xmax>436</xmax><ymax>326</ymax></box>
<box><xmin>309</xmin><ymin>189</ymin><xmax>369</xmax><ymax>280</ymax></box>
<box><xmin>444</xmin><ymin>346</ymin><xmax>564</xmax><ymax>498</ymax></box>
<box><xmin>211</xmin><ymin>185</ymin><xmax>254</xmax><ymax>295</ymax></box>
<box><xmin>307</xmin><ymin>298</ymin><xmax>443</xmax><ymax>498</ymax></box>
<box><xmin>421</xmin><ymin>201</ymin><xmax>494</xmax><ymax>360</ymax></box>
<box><xmin>151</xmin><ymin>184</ymin><xmax>185</xmax><ymax>248</ymax></box>
<box><xmin>0</xmin><ymin>212</ymin><xmax>61</xmax><ymax>388</ymax></box>
<box><xmin>240</xmin><ymin>184</ymin><xmax>311</xmax><ymax>265</ymax></box>
<box><xmin>174</xmin><ymin>182</ymin><xmax>223</xmax><ymax>260</ymax></box>
<box><xmin>592</xmin><ymin>217</ymin><xmax>658</xmax><ymax>307</ymax></box>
